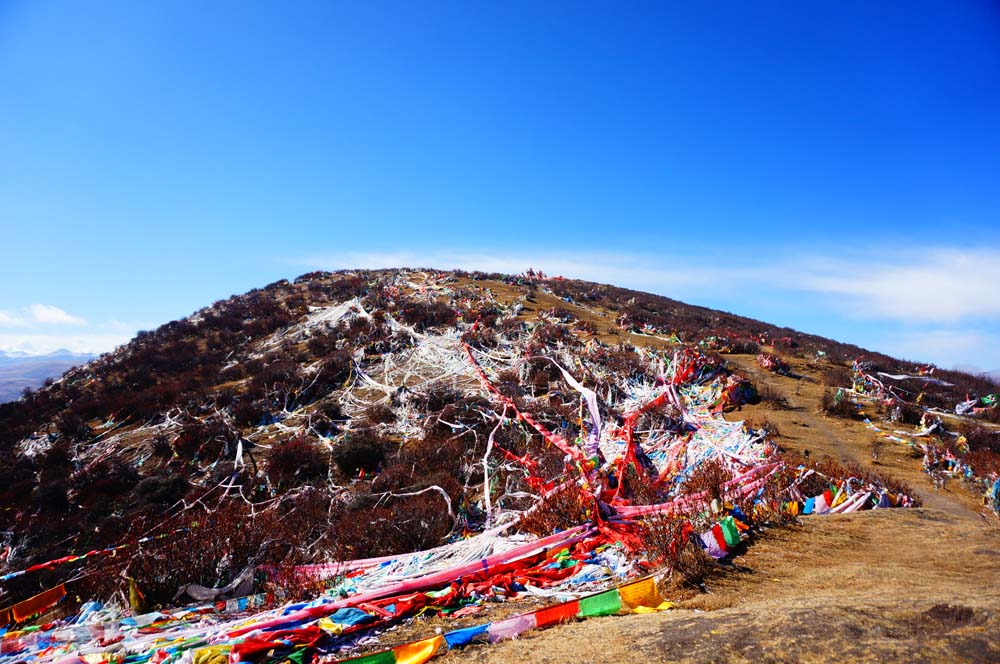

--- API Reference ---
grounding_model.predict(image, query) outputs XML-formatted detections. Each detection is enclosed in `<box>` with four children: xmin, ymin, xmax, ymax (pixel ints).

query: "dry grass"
<box><xmin>448</xmin><ymin>509</ymin><xmax>1000</xmax><ymax>663</ymax></box>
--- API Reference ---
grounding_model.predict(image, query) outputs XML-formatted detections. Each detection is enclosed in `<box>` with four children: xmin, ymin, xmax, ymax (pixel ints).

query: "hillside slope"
<box><xmin>1</xmin><ymin>269</ymin><xmax>997</xmax><ymax>662</ymax></box>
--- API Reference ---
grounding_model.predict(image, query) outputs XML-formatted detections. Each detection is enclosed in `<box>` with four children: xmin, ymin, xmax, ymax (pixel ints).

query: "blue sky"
<box><xmin>1</xmin><ymin>1</ymin><xmax>999</xmax><ymax>370</ymax></box>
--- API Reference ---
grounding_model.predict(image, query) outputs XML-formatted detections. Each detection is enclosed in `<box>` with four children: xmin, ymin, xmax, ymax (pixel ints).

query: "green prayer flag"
<box><xmin>720</xmin><ymin>516</ymin><xmax>741</xmax><ymax>548</ymax></box>
<box><xmin>578</xmin><ymin>589</ymin><xmax>621</xmax><ymax>617</ymax></box>
<box><xmin>343</xmin><ymin>650</ymin><xmax>396</xmax><ymax>664</ymax></box>
<box><xmin>285</xmin><ymin>648</ymin><xmax>309</xmax><ymax>664</ymax></box>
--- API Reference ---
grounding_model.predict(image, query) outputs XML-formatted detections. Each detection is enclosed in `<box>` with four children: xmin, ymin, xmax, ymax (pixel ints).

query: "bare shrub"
<box><xmin>135</xmin><ymin>475</ymin><xmax>188</xmax><ymax>506</ymax></box>
<box><xmin>757</xmin><ymin>383</ymin><xmax>791</xmax><ymax>409</ymax></box>
<box><xmin>362</xmin><ymin>403</ymin><xmax>395</xmax><ymax>426</ymax></box>
<box><xmin>519</xmin><ymin>485</ymin><xmax>592</xmax><ymax>536</ymax></box>
<box><xmin>966</xmin><ymin>448</ymin><xmax>1000</xmax><ymax>477</ymax></box>
<box><xmin>960</xmin><ymin>426</ymin><xmax>1000</xmax><ymax>454</ymax></box>
<box><xmin>778</xmin><ymin>451</ymin><xmax>920</xmax><ymax>506</ymax></box>
<box><xmin>399</xmin><ymin>299</ymin><xmax>457</xmax><ymax>332</ymax></box>
<box><xmin>266</xmin><ymin>437</ymin><xmax>330</xmax><ymax>489</ymax></box>
<box><xmin>71</xmin><ymin>458</ymin><xmax>138</xmax><ymax>505</ymax></box>
<box><xmin>332</xmin><ymin>491</ymin><xmax>455</xmax><ymax>559</ymax></box>
<box><xmin>681</xmin><ymin>458</ymin><xmax>734</xmax><ymax>504</ymax></box>
<box><xmin>820</xmin><ymin>388</ymin><xmax>860</xmax><ymax>419</ymax></box>
<box><xmin>173</xmin><ymin>419</ymin><xmax>234</xmax><ymax>459</ymax></box>
<box><xmin>871</xmin><ymin>438</ymin><xmax>884</xmax><ymax>464</ymax></box>
<box><xmin>823</xmin><ymin>364</ymin><xmax>853</xmax><ymax>388</ymax></box>
<box><xmin>332</xmin><ymin>431</ymin><xmax>387</xmax><ymax>476</ymax></box>
<box><xmin>747</xmin><ymin>417</ymin><xmax>780</xmax><ymax>438</ymax></box>
<box><xmin>730</xmin><ymin>339</ymin><xmax>760</xmax><ymax>355</ymax></box>
<box><xmin>636</xmin><ymin>517</ymin><xmax>713</xmax><ymax>591</ymax></box>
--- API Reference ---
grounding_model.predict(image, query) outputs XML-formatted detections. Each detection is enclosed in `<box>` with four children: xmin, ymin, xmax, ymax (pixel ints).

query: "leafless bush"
<box><xmin>757</xmin><ymin>383</ymin><xmax>791</xmax><ymax>409</ymax></box>
<box><xmin>636</xmin><ymin>517</ymin><xmax>713</xmax><ymax>591</ymax></box>
<box><xmin>266</xmin><ymin>437</ymin><xmax>330</xmax><ymax>489</ymax></box>
<box><xmin>823</xmin><ymin>364</ymin><xmax>853</xmax><ymax>388</ymax></box>
<box><xmin>362</xmin><ymin>402</ymin><xmax>395</xmax><ymax>426</ymax></box>
<box><xmin>71</xmin><ymin>458</ymin><xmax>138</xmax><ymax>505</ymax></box>
<box><xmin>747</xmin><ymin>417</ymin><xmax>781</xmax><ymax>438</ymax></box>
<box><xmin>730</xmin><ymin>339</ymin><xmax>760</xmax><ymax>355</ymax></box>
<box><xmin>332</xmin><ymin>431</ymin><xmax>387</xmax><ymax>476</ymax></box>
<box><xmin>399</xmin><ymin>299</ymin><xmax>457</xmax><ymax>332</ymax></box>
<box><xmin>871</xmin><ymin>438</ymin><xmax>884</xmax><ymax>464</ymax></box>
<box><xmin>820</xmin><ymin>388</ymin><xmax>860</xmax><ymax>419</ymax></box>
<box><xmin>519</xmin><ymin>485</ymin><xmax>592</xmax><ymax>536</ymax></box>
<box><xmin>959</xmin><ymin>426</ymin><xmax>1000</xmax><ymax>454</ymax></box>
<box><xmin>680</xmin><ymin>458</ymin><xmax>734</xmax><ymax>504</ymax></box>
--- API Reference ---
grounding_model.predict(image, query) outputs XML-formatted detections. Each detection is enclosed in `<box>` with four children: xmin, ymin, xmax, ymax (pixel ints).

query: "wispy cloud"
<box><xmin>873</xmin><ymin>328</ymin><xmax>1000</xmax><ymax>371</ymax></box>
<box><xmin>0</xmin><ymin>332</ymin><xmax>132</xmax><ymax>356</ymax></box>
<box><xmin>0</xmin><ymin>307</ymin><xmax>147</xmax><ymax>355</ymax></box>
<box><xmin>0</xmin><ymin>304</ymin><xmax>87</xmax><ymax>327</ymax></box>
<box><xmin>25</xmin><ymin>304</ymin><xmax>87</xmax><ymax>325</ymax></box>
<box><xmin>787</xmin><ymin>248</ymin><xmax>1000</xmax><ymax>323</ymax></box>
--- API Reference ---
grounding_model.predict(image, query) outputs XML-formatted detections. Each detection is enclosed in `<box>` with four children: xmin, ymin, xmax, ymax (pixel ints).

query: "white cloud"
<box><xmin>786</xmin><ymin>248</ymin><xmax>1000</xmax><ymax>323</ymax></box>
<box><xmin>0</xmin><ymin>314</ymin><xmax>146</xmax><ymax>356</ymax></box>
<box><xmin>25</xmin><ymin>303</ymin><xmax>87</xmax><ymax>325</ymax></box>
<box><xmin>0</xmin><ymin>304</ymin><xmax>87</xmax><ymax>327</ymax></box>
<box><xmin>875</xmin><ymin>328</ymin><xmax>1000</xmax><ymax>371</ymax></box>
<box><xmin>0</xmin><ymin>332</ymin><xmax>131</xmax><ymax>355</ymax></box>
<box><xmin>0</xmin><ymin>310</ymin><xmax>28</xmax><ymax>327</ymax></box>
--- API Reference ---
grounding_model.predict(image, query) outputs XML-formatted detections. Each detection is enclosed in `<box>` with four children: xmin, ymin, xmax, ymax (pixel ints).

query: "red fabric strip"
<box><xmin>533</xmin><ymin>599</ymin><xmax>580</xmax><ymax>628</ymax></box>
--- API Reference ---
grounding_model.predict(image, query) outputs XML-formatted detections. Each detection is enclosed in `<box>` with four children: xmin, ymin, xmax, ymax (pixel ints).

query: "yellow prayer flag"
<box><xmin>393</xmin><ymin>635</ymin><xmax>445</xmax><ymax>664</ymax></box>
<box><xmin>618</xmin><ymin>578</ymin><xmax>663</xmax><ymax>610</ymax></box>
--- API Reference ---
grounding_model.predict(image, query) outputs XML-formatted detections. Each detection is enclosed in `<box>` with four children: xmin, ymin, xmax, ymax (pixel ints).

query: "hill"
<box><xmin>0</xmin><ymin>269</ymin><xmax>997</xmax><ymax>663</ymax></box>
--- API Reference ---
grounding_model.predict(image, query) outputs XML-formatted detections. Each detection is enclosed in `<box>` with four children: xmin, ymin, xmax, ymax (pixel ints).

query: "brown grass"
<box><xmin>452</xmin><ymin>509</ymin><xmax>1000</xmax><ymax>664</ymax></box>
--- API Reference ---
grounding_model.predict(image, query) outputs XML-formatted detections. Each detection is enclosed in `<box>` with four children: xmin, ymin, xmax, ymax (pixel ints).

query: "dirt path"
<box><xmin>722</xmin><ymin>353</ymin><xmax>987</xmax><ymax>522</ymax></box>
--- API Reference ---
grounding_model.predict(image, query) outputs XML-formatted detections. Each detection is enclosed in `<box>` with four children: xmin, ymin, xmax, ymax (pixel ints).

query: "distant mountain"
<box><xmin>952</xmin><ymin>364</ymin><xmax>1000</xmax><ymax>388</ymax></box>
<box><xmin>0</xmin><ymin>350</ymin><xmax>32</xmax><ymax>362</ymax></box>
<box><xmin>0</xmin><ymin>349</ymin><xmax>95</xmax><ymax>402</ymax></box>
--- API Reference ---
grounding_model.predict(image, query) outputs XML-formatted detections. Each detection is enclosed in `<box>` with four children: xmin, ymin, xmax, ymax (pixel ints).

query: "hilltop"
<box><xmin>1</xmin><ymin>269</ymin><xmax>997</xmax><ymax>663</ymax></box>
